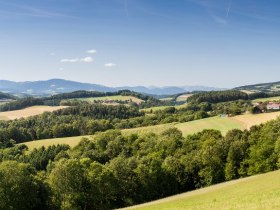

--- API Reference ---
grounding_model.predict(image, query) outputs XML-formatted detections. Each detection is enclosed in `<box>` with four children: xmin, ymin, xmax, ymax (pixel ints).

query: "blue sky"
<box><xmin>0</xmin><ymin>0</ymin><xmax>279</xmax><ymax>88</ymax></box>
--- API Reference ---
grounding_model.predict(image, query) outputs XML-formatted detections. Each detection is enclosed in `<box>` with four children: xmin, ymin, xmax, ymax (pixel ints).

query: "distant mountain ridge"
<box><xmin>0</xmin><ymin>79</ymin><xmax>223</xmax><ymax>96</ymax></box>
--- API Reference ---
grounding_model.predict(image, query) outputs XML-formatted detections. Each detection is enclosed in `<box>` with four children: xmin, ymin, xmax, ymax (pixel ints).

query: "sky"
<box><xmin>0</xmin><ymin>0</ymin><xmax>280</xmax><ymax>88</ymax></box>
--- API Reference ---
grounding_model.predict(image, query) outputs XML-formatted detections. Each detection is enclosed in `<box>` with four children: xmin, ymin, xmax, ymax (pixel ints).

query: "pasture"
<box><xmin>22</xmin><ymin>111</ymin><xmax>280</xmax><ymax>150</ymax></box>
<box><xmin>122</xmin><ymin>170</ymin><xmax>280</xmax><ymax>210</ymax></box>
<box><xmin>176</xmin><ymin>94</ymin><xmax>193</xmax><ymax>102</ymax></box>
<box><xmin>23</xmin><ymin>135</ymin><xmax>93</xmax><ymax>150</ymax></box>
<box><xmin>0</xmin><ymin>106</ymin><xmax>67</xmax><ymax>120</ymax></box>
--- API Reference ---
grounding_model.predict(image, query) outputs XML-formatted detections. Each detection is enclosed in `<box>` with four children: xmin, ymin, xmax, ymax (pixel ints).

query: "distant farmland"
<box><xmin>22</xmin><ymin>111</ymin><xmax>280</xmax><ymax>150</ymax></box>
<box><xmin>0</xmin><ymin>106</ymin><xmax>67</xmax><ymax>120</ymax></box>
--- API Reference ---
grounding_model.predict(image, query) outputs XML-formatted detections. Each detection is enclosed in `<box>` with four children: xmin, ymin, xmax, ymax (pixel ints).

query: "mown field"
<box><xmin>0</xmin><ymin>106</ymin><xmax>67</xmax><ymax>120</ymax></box>
<box><xmin>71</xmin><ymin>95</ymin><xmax>144</xmax><ymax>104</ymax></box>
<box><xmin>121</xmin><ymin>170</ymin><xmax>280</xmax><ymax>210</ymax></box>
<box><xmin>176</xmin><ymin>94</ymin><xmax>193</xmax><ymax>102</ymax></box>
<box><xmin>22</xmin><ymin>111</ymin><xmax>280</xmax><ymax>150</ymax></box>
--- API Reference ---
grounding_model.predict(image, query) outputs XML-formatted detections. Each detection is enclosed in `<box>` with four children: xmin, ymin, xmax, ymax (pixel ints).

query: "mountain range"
<box><xmin>0</xmin><ymin>79</ymin><xmax>223</xmax><ymax>96</ymax></box>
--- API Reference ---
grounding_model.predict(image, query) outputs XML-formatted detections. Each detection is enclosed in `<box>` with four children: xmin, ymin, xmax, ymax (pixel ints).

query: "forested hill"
<box><xmin>43</xmin><ymin>90</ymin><xmax>151</xmax><ymax>101</ymax></box>
<box><xmin>235</xmin><ymin>81</ymin><xmax>280</xmax><ymax>93</ymax></box>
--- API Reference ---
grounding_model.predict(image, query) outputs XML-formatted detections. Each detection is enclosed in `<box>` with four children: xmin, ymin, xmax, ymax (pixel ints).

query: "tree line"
<box><xmin>187</xmin><ymin>90</ymin><xmax>249</xmax><ymax>103</ymax></box>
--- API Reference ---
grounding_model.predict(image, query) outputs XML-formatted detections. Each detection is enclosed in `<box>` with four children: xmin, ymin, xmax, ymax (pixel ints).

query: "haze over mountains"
<box><xmin>0</xmin><ymin>79</ymin><xmax>223</xmax><ymax>96</ymax></box>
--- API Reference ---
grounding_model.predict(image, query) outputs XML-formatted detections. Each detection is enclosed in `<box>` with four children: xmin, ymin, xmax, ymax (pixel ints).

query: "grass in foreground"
<box><xmin>22</xmin><ymin>111</ymin><xmax>280</xmax><ymax>150</ymax></box>
<box><xmin>122</xmin><ymin>170</ymin><xmax>280</xmax><ymax>210</ymax></box>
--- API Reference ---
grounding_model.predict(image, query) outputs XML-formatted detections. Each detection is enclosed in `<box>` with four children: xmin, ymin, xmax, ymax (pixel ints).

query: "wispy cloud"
<box><xmin>87</xmin><ymin>49</ymin><xmax>97</xmax><ymax>54</ymax></box>
<box><xmin>226</xmin><ymin>0</ymin><xmax>232</xmax><ymax>18</ymax></box>
<box><xmin>60</xmin><ymin>58</ymin><xmax>79</xmax><ymax>63</ymax></box>
<box><xmin>211</xmin><ymin>15</ymin><xmax>228</xmax><ymax>25</ymax></box>
<box><xmin>60</xmin><ymin>57</ymin><xmax>93</xmax><ymax>63</ymax></box>
<box><xmin>0</xmin><ymin>1</ymin><xmax>71</xmax><ymax>18</ymax></box>
<box><xmin>49</xmin><ymin>52</ymin><xmax>55</xmax><ymax>56</ymax></box>
<box><xmin>105</xmin><ymin>63</ymin><xmax>117</xmax><ymax>68</ymax></box>
<box><xmin>186</xmin><ymin>0</ymin><xmax>280</xmax><ymax>24</ymax></box>
<box><xmin>124</xmin><ymin>0</ymin><xmax>128</xmax><ymax>16</ymax></box>
<box><xmin>80</xmin><ymin>57</ymin><xmax>93</xmax><ymax>63</ymax></box>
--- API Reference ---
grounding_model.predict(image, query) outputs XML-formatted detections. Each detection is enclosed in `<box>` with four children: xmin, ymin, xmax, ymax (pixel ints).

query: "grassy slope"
<box><xmin>175</xmin><ymin>116</ymin><xmax>244</xmax><ymax>136</ymax></box>
<box><xmin>121</xmin><ymin>170</ymin><xmax>280</xmax><ymax>210</ymax></box>
<box><xmin>0</xmin><ymin>106</ymin><xmax>67</xmax><ymax>120</ymax></box>
<box><xmin>253</xmin><ymin>96</ymin><xmax>280</xmax><ymax>103</ymax></box>
<box><xmin>22</xmin><ymin>111</ymin><xmax>280</xmax><ymax>150</ymax></box>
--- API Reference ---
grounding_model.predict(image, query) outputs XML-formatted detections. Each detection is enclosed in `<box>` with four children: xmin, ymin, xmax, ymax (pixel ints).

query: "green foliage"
<box><xmin>188</xmin><ymin>90</ymin><xmax>248</xmax><ymax>103</ymax></box>
<box><xmin>0</xmin><ymin>97</ymin><xmax>44</xmax><ymax>112</ymax></box>
<box><xmin>0</xmin><ymin>161</ymin><xmax>50</xmax><ymax>210</ymax></box>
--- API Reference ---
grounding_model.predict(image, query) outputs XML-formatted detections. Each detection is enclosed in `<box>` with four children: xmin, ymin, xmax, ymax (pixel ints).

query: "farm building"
<box><xmin>267</xmin><ymin>102</ymin><xmax>280</xmax><ymax>110</ymax></box>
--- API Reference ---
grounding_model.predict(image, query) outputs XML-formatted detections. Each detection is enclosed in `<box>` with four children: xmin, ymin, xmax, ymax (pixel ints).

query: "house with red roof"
<box><xmin>267</xmin><ymin>102</ymin><xmax>280</xmax><ymax>111</ymax></box>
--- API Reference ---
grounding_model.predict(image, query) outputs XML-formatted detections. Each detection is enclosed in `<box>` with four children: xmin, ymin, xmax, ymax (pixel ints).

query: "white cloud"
<box><xmin>87</xmin><ymin>49</ymin><xmax>97</xmax><ymax>54</ymax></box>
<box><xmin>50</xmin><ymin>52</ymin><xmax>55</xmax><ymax>56</ymax></box>
<box><xmin>60</xmin><ymin>58</ymin><xmax>79</xmax><ymax>63</ymax></box>
<box><xmin>60</xmin><ymin>57</ymin><xmax>93</xmax><ymax>63</ymax></box>
<box><xmin>59</xmin><ymin>67</ymin><xmax>64</xmax><ymax>71</ymax></box>
<box><xmin>80</xmin><ymin>57</ymin><xmax>93</xmax><ymax>63</ymax></box>
<box><xmin>105</xmin><ymin>63</ymin><xmax>117</xmax><ymax>68</ymax></box>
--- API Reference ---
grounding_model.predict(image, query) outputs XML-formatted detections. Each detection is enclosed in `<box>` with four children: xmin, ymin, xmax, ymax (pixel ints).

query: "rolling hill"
<box><xmin>121</xmin><ymin>170</ymin><xmax>280</xmax><ymax>210</ymax></box>
<box><xmin>235</xmin><ymin>81</ymin><xmax>280</xmax><ymax>93</ymax></box>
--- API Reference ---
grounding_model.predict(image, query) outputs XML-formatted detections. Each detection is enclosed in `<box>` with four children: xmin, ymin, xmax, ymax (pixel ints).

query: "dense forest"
<box><xmin>0</xmin><ymin>115</ymin><xmax>280</xmax><ymax>209</ymax></box>
<box><xmin>187</xmin><ymin>90</ymin><xmax>249</xmax><ymax>103</ymax></box>
<box><xmin>0</xmin><ymin>97</ymin><xmax>44</xmax><ymax>111</ymax></box>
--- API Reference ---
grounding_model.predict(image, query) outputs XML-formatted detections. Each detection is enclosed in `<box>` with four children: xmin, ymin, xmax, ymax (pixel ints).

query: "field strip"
<box><xmin>0</xmin><ymin>106</ymin><xmax>67</xmax><ymax>120</ymax></box>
